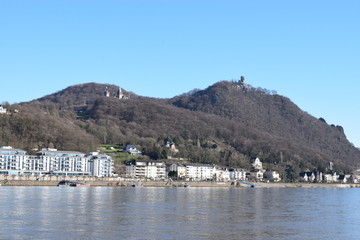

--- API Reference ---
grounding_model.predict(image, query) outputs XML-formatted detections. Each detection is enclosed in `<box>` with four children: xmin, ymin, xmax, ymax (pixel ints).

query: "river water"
<box><xmin>0</xmin><ymin>186</ymin><xmax>359</xmax><ymax>240</ymax></box>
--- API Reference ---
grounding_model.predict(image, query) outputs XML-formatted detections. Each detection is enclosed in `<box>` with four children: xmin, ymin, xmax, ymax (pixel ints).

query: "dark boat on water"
<box><xmin>57</xmin><ymin>180</ymin><xmax>90</xmax><ymax>187</ymax></box>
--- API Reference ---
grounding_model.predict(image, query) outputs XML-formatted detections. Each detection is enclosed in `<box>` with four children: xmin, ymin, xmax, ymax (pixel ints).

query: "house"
<box><xmin>323</xmin><ymin>172</ymin><xmax>338</xmax><ymax>183</ymax></box>
<box><xmin>248</xmin><ymin>169</ymin><xmax>264</xmax><ymax>181</ymax></box>
<box><xmin>125</xmin><ymin>145</ymin><xmax>142</xmax><ymax>155</ymax></box>
<box><xmin>338</xmin><ymin>175</ymin><xmax>346</xmax><ymax>183</ymax></box>
<box><xmin>347</xmin><ymin>175</ymin><xmax>359</xmax><ymax>183</ymax></box>
<box><xmin>251</xmin><ymin>157</ymin><xmax>263</xmax><ymax>170</ymax></box>
<box><xmin>167</xmin><ymin>163</ymin><xmax>186</xmax><ymax>179</ymax></box>
<box><xmin>228</xmin><ymin>168</ymin><xmax>246</xmax><ymax>181</ymax></box>
<box><xmin>214</xmin><ymin>167</ymin><xmax>231</xmax><ymax>181</ymax></box>
<box><xmin>0</xmin><ymin>105</ymin><xmax>7</xmax><ymax>114</ymax></box>
<box><xmin>264</xmin><ymin>171</ymin><xmax>281</xmax><ymax>182</ymax></box>
<box><xmin>165</xmin><ymin>141</ymin><xmax>179</xmax><ymax>153</ymax></box>
<box><xmin>299</xmin><ymin>172</ymin><xmax>316</xmax><ymax>182</ymax></box>
<box><xmin>248</xmin><ymin>157</ymin><xmax>265</xmax><ymax>181</ymax></box>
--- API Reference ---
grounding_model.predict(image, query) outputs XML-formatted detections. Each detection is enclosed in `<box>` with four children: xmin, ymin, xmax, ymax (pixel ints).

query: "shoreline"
<box><xmin>1</xmin><ymin>179</ymin><xmax>360</xmax><ymax>188</ymax></box>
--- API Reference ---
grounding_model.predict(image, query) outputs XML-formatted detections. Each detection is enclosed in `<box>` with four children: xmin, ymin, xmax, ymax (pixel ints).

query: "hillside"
<box><xmin>1</xmin><ymin>81</ymin><xmax>359</xmax><ymax>178</ymax></box>
<box><xmin>170</xmin><ymin>81</ymin><xmax>359</xmax><ymax>169</ymax></box>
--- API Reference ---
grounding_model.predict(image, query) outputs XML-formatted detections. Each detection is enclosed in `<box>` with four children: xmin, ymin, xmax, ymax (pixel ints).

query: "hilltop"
<box><xmin>1</xmin><ymin>80</ymin><xmax>359</xmax><ymax>178</ymax></box>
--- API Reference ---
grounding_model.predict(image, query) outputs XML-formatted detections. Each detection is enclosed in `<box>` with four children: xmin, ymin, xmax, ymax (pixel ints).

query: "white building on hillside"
<box><xmin>247</xmin><ymin>157</ymin><xmax>265</xmax><ymax>181</ymax></box>
<box><xmin>36</xmin><ymin>148</ymin><xmax>89</xmax><ymax>174</ymax></box>
<box><xmin>264</xmin><ymin>171</ymin><xmax>281</xmax><ymax>182</ymax></box>
<box><xmin>0</xmin><ymin>105</ymin><xmax>7</xmax><ymax>114</ymax></box>
<box><xmin>214</xmin><ymin>167</ymin><xmax>232</xmax><ymax>181</ymax></box>
<box><xmin>0</xmin><ymin>146</ymin><xmax>28</xmax><ymax>174</ymax></box>
<box><xmin>0</xmin><ymin>146</ymin><xmax>113</xmax><ymax>176</ymax></box>
<box><xmin>228</xmin><ymin>168</ymin><xmax>246</xmax><ymax>181</ymax></box>
<box><xmin>167</xmin><ymin>163</ymin><xmax>186</xmax><ymax>179</ymax></box>
<box><xmin>125</xmin><ymin>145</ymin><xmax>142</xmax><ymax>155</ymax></box>
<box><xmin>251</xmin><ymin>157</ymin><xmax>263</xmax><ymax>170</ymax></box>
<box><xmin>126</xmin><ymin>160</ymin><xmax>166</xmax><ymax>179</ymax></box>
<box><xmin>88</xmin><ymin>152</ymin><xmax>113</xmax><ymax>177</ymax></box>
<box><xmin>185</xmin><ymin>164</ymin><xmax>216</xmax><ymax>181</ymax></box>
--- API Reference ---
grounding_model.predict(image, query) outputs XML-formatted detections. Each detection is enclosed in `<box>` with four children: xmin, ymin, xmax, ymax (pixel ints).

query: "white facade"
<box><xmin>215</xmin><ymin>168</ymin><xmax>231</xmax><ymax>181</ymax></box>
<box><xmin>248</xmin><ymin>169</ymin><xmax>264</xmax><ymax>181</ymax></box>
<box><xmin>0</xmin><ymin>146</ymin><xmax>112</xmax><ymax>176</ymax></box>
<box><xmin>299</xmin><ymin>172</ymin><xmax>316</xmax><ymax>182</ymax></box>
<box><xmin>323</xmin><ymin>172</ymin><xmax>338</xmax><ymax>183</ymax></box>
<box><xmin>185</xmin><ymin>164</ymin><xmax>216</xmax><ymax>181</ymax></box>
<box><xmin>248</xmin><ymin>157</ymin><xmax>265</xmax><ymax>181</ymax></box>
<box><xmin>0</xmin><ymin>105</ymin><xmax>7</xmax><ymax>114</ymax></box>
<box><xmin>0</xmin><ymin>146</ymin><xmax>27</xmax><ymax>173</ymax></box>
<box><xmin>126</xmin><ymin>160</ymin><xmax>166</xmax><ymax>179</ymax></box>
<box><xmin>263</xmin><ymin>171</ymin><xmax>281</xmax><ymax>182</ymax></box>
<box><xmin>167</xmin><ymin>163</ymin><xmax>186</xmax><ymax>179</ymax></box>
<box><xmin>251</xmin><ymin>157</ymin><xmax>263</xmax><ymax>170</ymax></box>
<box><xmin>125</xmin><ymin>145</ymin><xmax>142</xmax><ymax>155</ymax></box>
<box><xmin>228</xmin><ymin>168</ymin><xmax>246</xmax><ymax>181</ymax></box>
<box><xmin>88</xmin><ymin>152</ymin><xmax>113</xmax><ymax>177</ymax></box>
<box><xmin>36</xmin><ymin>148</ymin><xmax>89</xmax><ymax>174</ymax></box>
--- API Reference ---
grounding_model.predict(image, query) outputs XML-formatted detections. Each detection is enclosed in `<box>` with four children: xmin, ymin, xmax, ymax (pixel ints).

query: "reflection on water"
<box><xmin>0</xmin><ymin>187</ymin><xmax>359</xmax><ymax>240</ymax></box>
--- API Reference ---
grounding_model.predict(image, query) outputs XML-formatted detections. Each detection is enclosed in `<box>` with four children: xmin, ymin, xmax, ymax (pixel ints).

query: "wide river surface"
<box><xmin>0</xmin><ymin>186</ymin><xmax>359</xmax><ymax>240</ymax></box>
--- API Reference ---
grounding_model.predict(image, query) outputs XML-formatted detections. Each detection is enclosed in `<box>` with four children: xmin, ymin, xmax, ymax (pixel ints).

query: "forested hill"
<box><xmin>1</xmin><ymin>81</ymin><xmax>359</xmax><ymax>176</ymax></box>
<box><xmin>170</xmin><ymin>81</ymin><xmax>358</xmax><ymax>168</ymax></box>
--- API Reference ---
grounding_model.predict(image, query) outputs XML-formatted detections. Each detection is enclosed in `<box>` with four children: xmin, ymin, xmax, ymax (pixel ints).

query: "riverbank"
<box><xmin>256</xmin><ymin>182</ymin><xmax>360</xmax><ymax>188</ymax></box>
<box><xmin>1</xmin><ymin>177</ymin><xmax>360</xmax><ymax>188</ymax></box>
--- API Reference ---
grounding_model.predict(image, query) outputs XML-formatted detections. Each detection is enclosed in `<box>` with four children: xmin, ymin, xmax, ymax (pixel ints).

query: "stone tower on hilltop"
<box><xmin>117</xmin><ymin>87</ymin><xmax>124</xmax><ymax>99</ymax></box>
<box><xmin>238</xmin><ymin>76</ymin><xmax>249</xmax><ymax>92</ymax></box>
<box><xmin>104</xmin><ymin>86</ymin><xmax>128</xmax><ymax>100</ymax></box>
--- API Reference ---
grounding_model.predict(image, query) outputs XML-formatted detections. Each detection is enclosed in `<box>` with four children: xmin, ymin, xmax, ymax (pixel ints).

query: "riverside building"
<box><xmin>0</xmin><ymin>146</ymin><xmax>113</xmax><ymax>177</ymax></box>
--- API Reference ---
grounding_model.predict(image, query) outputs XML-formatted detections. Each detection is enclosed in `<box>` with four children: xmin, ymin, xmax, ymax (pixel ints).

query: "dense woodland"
<box><xmin>1</xmin><ymin>81</ymin><xmax>359</xmax><ymax>179</ymax></box>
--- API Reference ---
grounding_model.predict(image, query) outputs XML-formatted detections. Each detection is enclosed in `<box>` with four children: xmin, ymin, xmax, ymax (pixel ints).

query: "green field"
<box><xmin>98</xmin><ymin>144</ymin><xmax>141</xmax><ymax>162</ymax></box>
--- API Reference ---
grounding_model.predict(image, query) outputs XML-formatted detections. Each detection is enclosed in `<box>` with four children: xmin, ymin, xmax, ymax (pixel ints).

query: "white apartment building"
<box><xmin>126</xmin><ymin>160</ymin><xmax>166</xmax><ymax>179</ymax></box>
<box><xmin>36</xmin><ymin>148</ymin><xmax>89</xmax><ymax>174</ymax></box>
<box><xmin>0</xmin><ymin>146</ymin><xmax>112</xmax><ymax>176</ymax></box>
<box><xmin>185</xmin><ymin>164</ymin><xmax>216</xmax><ymax>181</ymax></box>
<box><xmin>228</xmin><ymin>168</ymin><xmax>246</xmax><ymax>181</ymax></box>
<box><xmin>88</xmin><ymin>152</ymin><xmax>113</xmax><ymax>177</ymax></box>
<box><xmin>0</xmin><ymin>146</ymin><xmax>28</xmax><ymax>173</ymax></box>
<box><xmin>215</xmin><ymin>168</ymin><xmax>231</xmax><ymax>181</ymax></box>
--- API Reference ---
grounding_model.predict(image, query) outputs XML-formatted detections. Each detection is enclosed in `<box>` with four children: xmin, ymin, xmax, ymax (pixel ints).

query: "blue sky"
<box><xmin>1</xmin><ymin>0</ymin><xmax>359</xmax><ymax>147</ymax></box>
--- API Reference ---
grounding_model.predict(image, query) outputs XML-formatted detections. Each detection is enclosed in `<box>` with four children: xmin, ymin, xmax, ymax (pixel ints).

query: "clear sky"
<box><xmin>1</xmin><ymin>1</ymin><xmax>359</xmax><ymax>147</ymax></box>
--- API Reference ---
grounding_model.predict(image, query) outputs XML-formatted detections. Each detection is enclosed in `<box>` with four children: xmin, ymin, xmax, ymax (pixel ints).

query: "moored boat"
<box><xmin>57</xmin><ymin>180</ymin><xmax>90</xmax><ymax>187</ymax></box>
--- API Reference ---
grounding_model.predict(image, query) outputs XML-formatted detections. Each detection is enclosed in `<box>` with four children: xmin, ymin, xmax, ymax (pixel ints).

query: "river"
<box><xmin>0</xmin><ymin>186</ymin><xmax>359</xmax><ymax>240</ymax></box>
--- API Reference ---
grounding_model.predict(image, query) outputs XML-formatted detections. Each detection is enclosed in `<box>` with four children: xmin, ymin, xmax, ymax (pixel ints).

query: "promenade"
<box><xmin>1</xmin><ymin>174</ymin><xmax>360</xmax><ymax>188</ymax></box>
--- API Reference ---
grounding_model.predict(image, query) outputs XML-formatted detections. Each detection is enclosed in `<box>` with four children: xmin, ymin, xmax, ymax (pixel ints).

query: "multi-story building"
<box><xmin>88</xmin><ymin>152</ymin><xmax>113</xmax><ymax>177</ymax></box>
<box><xmin>0</xmin><ymin>146</ymin><xmax>28</xmax><ymax>174</ymax></box>
<box><xmin>126</xmin><ymin>160</ymin><xmax>166</xmax><ymax>179</ymax></box>
<box><xmin>167</xmin><ymin>163</ymin><xmax>187</xmax><ymax>179</ymax></box>
<box><xmin>228</xmin><ymin>168</ymin><xmax>246</xmax><ymax>181</ymax></box>
<box><xmin>0</xmin><ymin>146</ymin><xmax>112</xmax><ymax>176</ymax></box>
<box><xmin>185</xmin><ymin>164</ymin><xmax>216</xmax><ymax>181</ymax></box>
<box><xmin>36</xmin><ymin>148</ymin><xmax>89</xmax><ymax>175</ymax></box>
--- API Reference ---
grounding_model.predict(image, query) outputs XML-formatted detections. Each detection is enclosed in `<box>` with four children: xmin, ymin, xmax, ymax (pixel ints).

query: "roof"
<box><xmin>185</xmin><ymin>163</ymin><xmax>214</xmax><ymax>168</ymax></box>
<box><xmin>0</xmin><ymin>147</ymin><xmax>27</xmax><ymax>155</ymax></box>
<box><xmin>36</xmin><ymin>149</ymin><xmax>86</xmax><ymax>157</ymax></box>
<box><xmin>299</xmin><ymin>172</ymin><xmax>314</xmax><ymax>177</ymax></box>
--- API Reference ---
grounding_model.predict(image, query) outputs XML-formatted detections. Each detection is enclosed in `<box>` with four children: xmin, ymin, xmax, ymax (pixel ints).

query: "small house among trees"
<box><xmin>0</xmin><ymin>105</ymin><xmax>7</xmax><ymax>114</ymax></box>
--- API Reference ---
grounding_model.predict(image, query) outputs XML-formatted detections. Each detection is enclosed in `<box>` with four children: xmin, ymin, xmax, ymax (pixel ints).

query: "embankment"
<box><xmin>1</xmin><ymin>175</ymin><xmax>359</xmax><ymax>187</ymax></box>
